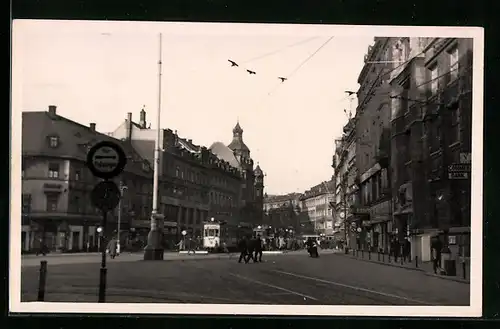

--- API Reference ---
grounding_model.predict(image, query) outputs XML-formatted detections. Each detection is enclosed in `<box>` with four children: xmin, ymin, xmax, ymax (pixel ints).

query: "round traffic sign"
<box><xmin>86</xmin><ymin>141</ymin><xmax>127</xmax><ymax>179</ymax></box>
<box><xmin>90</xmin><ymin>181</ymin><xmax>121</xmax><ymax>212</ymax></box>
<box><xmin>181</xmin><ymin>230</ymin><xmax>187</xmax><ymax>236</ymax></box>
<box><xmin>356</xmin><ymin>227</ymin><xmax>362</xmax><ymax>233</ymax></box>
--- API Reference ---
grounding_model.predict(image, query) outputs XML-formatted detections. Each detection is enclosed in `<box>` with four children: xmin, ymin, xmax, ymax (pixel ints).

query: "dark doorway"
<box><xmin>72</xmin><ymin>231</ymin><xmax>80</xmax><ymax>251</ymax></box>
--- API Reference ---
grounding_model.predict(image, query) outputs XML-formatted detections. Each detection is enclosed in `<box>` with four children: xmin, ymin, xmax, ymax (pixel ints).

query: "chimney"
<box><xmin>126</xmin><ymin>112</ymin><xmax>132</xmax><ymax>141</ymax></box>
<box><xmin>140</xmin><ymin>109</ymin><xmax>146</xmax><ymax>129</ymax></box>
<box><xmin>89</xmin><ymin>123</ymin><xmax>96</xmax><ymax>131</ymax></box>
<box><xmin>187</xmin><ymin>139</ymin><xmax>192</xmax><ymax>144</ymax></box>
<box><xmin>48</xmin><ymin>105</ymin><xmax>57</xmax><ymax>115</ymax></box>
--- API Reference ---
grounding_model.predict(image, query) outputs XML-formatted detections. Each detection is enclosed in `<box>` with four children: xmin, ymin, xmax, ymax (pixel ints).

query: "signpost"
<box><xmin>87</xmin><ymin>141</ymin><xmax>127</xmax><ymax>303</ymax></box>
<box><xmin>448</xmin><ymin>163</ymin><xmax>471</xmax><ymax>180</ymax></box>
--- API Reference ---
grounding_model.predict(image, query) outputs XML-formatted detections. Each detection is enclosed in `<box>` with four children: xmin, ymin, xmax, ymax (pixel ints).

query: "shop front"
<box><xmin>363</xmin><ymin>200</ymin><xmax>392</xmax><ymax>253</ymax></box>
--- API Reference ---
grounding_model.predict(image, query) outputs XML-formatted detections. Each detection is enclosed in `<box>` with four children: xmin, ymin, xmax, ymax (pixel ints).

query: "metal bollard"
<box><xmin>382</xmin><ymin>252</ymin><xmax>385</xmax><ymax>262</ymax></box>
<box><xmin>400</xmin><ymin>254</ymin><xmax>404</xmax><ymax>265</ymax></box>
<box><xmin>361</xmin><ymin>250</ymin><xmax>364</xmax><ymax>258</ymax></box>
<box><xmin>415</xmin><ymin>256</ymin><xmax>419</xmax><ymax>268</ymax></box>
<box><xmin>37</xmin><ymin>260</ymin><xmax>47</xmax><ymax>301</ymax></box>
<box><xmin>462</xmin><ymin>261</ymin><xmax>466</xmax><ymax>280</ymax></box>
<box><xmin>368</xmin><ymin>250</ymin><xmax>371</xmax><ymax>260</ymax></box>
<box><xmin>388</xmin><ymin>253</ymin><xmax>391</xmax><ymax>263</ymax></box>
<box><xmin>377</xmin><ymin>251</ymin><xmax>380</xmax><ymax>261</ymax></box>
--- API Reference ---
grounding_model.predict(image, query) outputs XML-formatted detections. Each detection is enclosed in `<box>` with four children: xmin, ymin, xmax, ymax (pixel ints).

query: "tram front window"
<box><xmin>205</xmin><ymin>229</ymin><xmax>220</xmax><ymax>237</ymax></box>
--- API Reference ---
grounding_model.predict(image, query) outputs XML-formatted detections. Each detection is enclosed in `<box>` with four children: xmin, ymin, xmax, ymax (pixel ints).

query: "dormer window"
<box><xmin>48</xmin><ymin>135</ymin><xmax>59</xmax><ymax>148</ymax></box>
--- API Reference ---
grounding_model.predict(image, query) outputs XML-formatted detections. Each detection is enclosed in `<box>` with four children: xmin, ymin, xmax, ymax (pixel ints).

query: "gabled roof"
<box><xmin>22</xmin><ymin>111</ymin><xmax>152</xmax><ymax>178</ymax></box>
<box><xmin>209</xmin><ymin>142</ymin><xmax>240</xmax><ymax>168</ymax></box>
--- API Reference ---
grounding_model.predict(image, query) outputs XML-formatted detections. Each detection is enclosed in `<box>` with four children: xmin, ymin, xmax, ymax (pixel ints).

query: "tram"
<box><xmin>202</xmin><ymin>220</ymin><xmax>253</xmax><ymax>252</ymax></box>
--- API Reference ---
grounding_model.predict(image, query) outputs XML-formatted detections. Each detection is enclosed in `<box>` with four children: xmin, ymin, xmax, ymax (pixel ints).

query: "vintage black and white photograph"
<box><xmin>10</xmin><ymin>21</ymin><xmax>483</xmax><ymax>316</ymax></box>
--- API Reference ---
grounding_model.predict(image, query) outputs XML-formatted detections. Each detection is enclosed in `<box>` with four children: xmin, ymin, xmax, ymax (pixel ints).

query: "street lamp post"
<box><xmin>117</xmin><ymin>183</ymin><xmax>128</xmax><ymax>255</ymax></box>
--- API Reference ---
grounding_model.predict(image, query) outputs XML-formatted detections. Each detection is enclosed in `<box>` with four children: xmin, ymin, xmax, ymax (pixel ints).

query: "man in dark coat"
<box><xmin>237</xmin><ymin>236</ymin><xmax>248</xmax><ymax>263</ymax></box>
<box><xmin>431</xmin><ymin>236</ymin><xmax>443</xmax><ymax>274</ymax></box>
<box><xmin>245</xmin><ymin>235</ymin><xmax>257</xmax><ymax>263</ymax></box>
<box><xmin>254</xmin><ymin>235</ymin><xmax>263</xmax><ymax>262</ymax></box>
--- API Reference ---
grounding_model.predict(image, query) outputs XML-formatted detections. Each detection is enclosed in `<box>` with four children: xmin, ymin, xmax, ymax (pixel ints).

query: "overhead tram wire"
<box><xmin>239</xmin><ymin>36</ymin><xmax>320</xmax><ymax>65</ymax></box>
<box><xmin>226</xmin><ymin>37</ymin><xmax>320</xmax><ymax>77</ymax></box>
<box><xmin>267</xmin><ymin>36</ymin><xmax>335</xmax><ymax>97</ymax></box>
<box><xmin>249</xmin><ymin>36</ymin><xmax>335</xmax><ymax>114</ymax></box>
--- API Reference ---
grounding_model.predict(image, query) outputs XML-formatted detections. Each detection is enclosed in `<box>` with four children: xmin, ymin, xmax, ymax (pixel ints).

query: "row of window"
<box><xmin>210</xmin><ymin>191</ymin><xmax>234</xmax><ymax>208</ymax></box>
<box><xmin>360</xmin><ymin>168</ymin><xmax>389</xmax><ymax>207</ymax></box>
<box><xmin>174</xmin><ymin>164</ymin><xmax>232</xmax><ymax>188</ymax></box>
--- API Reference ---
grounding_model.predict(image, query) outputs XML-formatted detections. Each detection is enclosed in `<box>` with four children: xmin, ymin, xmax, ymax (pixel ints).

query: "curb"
<box><xmin>332</xmin><ymin>253</ymin><xmax>470</xmax><ymax>284</ymax></box>
<box><xmin>332</xmin><ymin>252</ymin><xmax>425</xmax><ymax>273</ymax></box>
<box><xmin>423</xmin><ymin>271</ymin><xmax>470</xmax><ymax>284</ymax></box>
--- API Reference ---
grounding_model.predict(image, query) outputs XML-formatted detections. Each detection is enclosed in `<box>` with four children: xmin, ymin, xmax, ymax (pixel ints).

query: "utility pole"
<box><xmin>144</xmin><ymin>33</ymin><xmax>165</xmax><ymax>260</ymax></box>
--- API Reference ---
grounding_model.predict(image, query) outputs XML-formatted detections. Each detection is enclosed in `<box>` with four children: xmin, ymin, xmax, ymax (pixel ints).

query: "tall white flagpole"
<box><xmin>152</xmin><ymin>33</ymin><xmax>163</xmax><ymax>219</ymax></box>
<box><xmin>144</xmin><ymin>33</ymin><xmax>164</xmax><ymax>260</ymax></box>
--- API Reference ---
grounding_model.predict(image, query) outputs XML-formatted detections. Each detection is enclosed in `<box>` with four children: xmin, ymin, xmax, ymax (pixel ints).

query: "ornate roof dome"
<box><xmin>233</xmin><ymin>122</ymin><xmax>243</xmax><ymax>134</ymax></box>
<box><xmin>228</xmin><ymin>121</ymin><xmax>250</xmax><ymax>152</ymax></box>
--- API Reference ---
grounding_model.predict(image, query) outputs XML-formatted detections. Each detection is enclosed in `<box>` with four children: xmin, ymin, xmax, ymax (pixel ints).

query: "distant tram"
<box><xmin>202</xmin><ymin>220</ymin><xmax>253</xmax><ymax>252</ymax></box>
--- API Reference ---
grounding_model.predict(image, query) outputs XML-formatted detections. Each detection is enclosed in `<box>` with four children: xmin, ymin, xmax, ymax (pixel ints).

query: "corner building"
<box><xmin>22</xmin><ymin>106</ymin><xmax>153</xmax><ymax>253</ymax></box>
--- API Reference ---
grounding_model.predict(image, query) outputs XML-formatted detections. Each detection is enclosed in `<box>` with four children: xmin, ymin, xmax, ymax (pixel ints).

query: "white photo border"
<box><xmin>10</xmin><ymin>21</ymin><xmax>484</xmax><ymax>317</ymax></box>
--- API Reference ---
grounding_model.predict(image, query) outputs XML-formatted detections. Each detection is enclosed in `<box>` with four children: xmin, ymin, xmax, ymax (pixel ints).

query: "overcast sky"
<box><xmin>14</xmin><ymin>20</ymin><xmax>377</xmax><ymax>194</ymax></box>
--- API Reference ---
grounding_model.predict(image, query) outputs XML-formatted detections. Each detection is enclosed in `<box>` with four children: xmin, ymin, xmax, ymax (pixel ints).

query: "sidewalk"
<box><xmin>334</xmin><ymin>250</ymin><xmax>470</xmax><ymax>284</ymax></box>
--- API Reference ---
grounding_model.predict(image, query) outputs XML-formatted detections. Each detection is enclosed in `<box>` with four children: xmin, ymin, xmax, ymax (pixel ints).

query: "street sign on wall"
<box><xmin>448</xmin><ymin>172</ymin><xmax>469</xmax><ymax>180</ymax></box>
<box><xmin>448</xmin><ymin>163</ymin><xmax>471</xmax><ymax>180</ymax></box>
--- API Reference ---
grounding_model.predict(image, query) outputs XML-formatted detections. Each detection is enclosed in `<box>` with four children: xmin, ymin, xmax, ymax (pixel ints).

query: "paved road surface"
<box><xmin>21</xmin><ymin>252</ymin><xmax>469</xmax><ymax>305</ymax></box>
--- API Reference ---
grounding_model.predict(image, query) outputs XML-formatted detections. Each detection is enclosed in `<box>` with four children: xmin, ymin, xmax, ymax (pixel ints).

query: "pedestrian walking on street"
<box><xmin>245</xmin><ymin>235</ymin><xmax>257</xmax><ymax>263</ymax></box>
<box><xmin>391</xmin><ymin>238</ymin><xmax>400</xmax><ymax>262</ymax></box>
<box><xmin>403</xmin><ymin>237</ymin><xmax>411</xmax><ymax>262</ymax></box>
<box><xmin>254</xmin><ymin>235</ymin><xmax>263</xmax><ymax>262</ymax></box>
<box><xmin>431</xmin><ymin>236</ymin><xmax>443</xmax><ymax>274</ymax></box>
<box><xmin>107</xmin><ymin>238</ymin><xmax>117</xmax><ymax>259</ymax></box>
<box><xmin>187</xmin><ymin>237</ymin><xmax>196</xmax><ymax>255</ymax></box>
<box><xmin>35</xmin><ymin>238</ymin><xmax>48</xmax><ymax>256</ymax></box>
<box><xmin>176</xmin><ymin>238</ymin><xmax>185</xmax><ymax>251</ymax></box>
<box><xmin>237</xmin><ymin>236</ymin><xmax>248</xmax><ymax>263</ymax></box>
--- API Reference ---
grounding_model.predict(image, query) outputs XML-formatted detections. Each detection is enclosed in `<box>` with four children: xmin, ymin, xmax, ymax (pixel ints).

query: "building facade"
<box><xmin>22</xmin><ymin>106</ymin><xmax>153</xmax><ymax>253</ymax></box>
<box><xmin>209</xmin><ymin>122</ymin><xmax>265</xmax><ymax>225</ymax></box>
<box><xmin>389</xmin><ymin>37</ymin><xmax>473</xmax><ymax>261</ymax></box>
<box><xmin>299</xmin><ymin>181</ymin><xmax>335</xmax><ymax>236</ymax></box>
<box><xmin>263</xmin><ymin>193</ymin><xmax>302</xmax><ymax>231</ymax></box>
<box><xmin>111</xmin><ymin>110</ymin><xmax>243</xmax><ymax>241</ymax></box>
<box><xmin>353</xmin><ymin>37</ymin><xmax>395</xmax><ymax>253</ymax></box>
<box><xmin>332</xmin><ymin>118</ymin><xmax>358</xmax><ymax>248</ymax></box>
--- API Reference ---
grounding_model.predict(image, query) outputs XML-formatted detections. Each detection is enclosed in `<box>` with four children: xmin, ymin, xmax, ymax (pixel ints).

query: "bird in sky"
<box><xmin>228</xmin><ymin>59</ymin><xmax>239</xmax><ymax>67</ymax></box>
<box><xmin>278</xmin><ymin>77</ymin><xmax>287</xmax><ymax>82</ymax></box>
<box><xmin>246</xmin><ymin>69</ymin><xmax>256</xmax><ymax>75</ymax></box>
